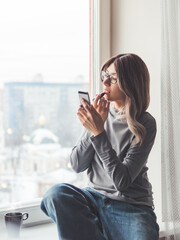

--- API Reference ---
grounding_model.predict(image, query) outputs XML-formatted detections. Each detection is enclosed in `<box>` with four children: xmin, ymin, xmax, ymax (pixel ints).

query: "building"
<box><xmin>3</xmin><ymin>82</ymin><xmax>88</xmax><ymax>147</ymax></box>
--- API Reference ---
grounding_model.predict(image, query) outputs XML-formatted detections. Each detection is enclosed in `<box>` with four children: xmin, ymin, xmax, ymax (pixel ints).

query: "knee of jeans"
<box><xmin>41</xmin><ymin>183</ymin><xmax>71</xmax><ymax>207</ymax></box>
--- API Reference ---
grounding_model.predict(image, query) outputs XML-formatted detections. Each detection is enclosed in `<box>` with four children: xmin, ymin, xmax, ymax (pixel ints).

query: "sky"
<box><xmin>0</xmin><ymin>0</ymin><xmax>89</xmax><ymax>87</ymax></box>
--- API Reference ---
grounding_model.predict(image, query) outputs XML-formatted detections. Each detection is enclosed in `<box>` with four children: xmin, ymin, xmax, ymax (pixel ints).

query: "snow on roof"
<box><xmin>30</xmin><ymin>128</ymin><xmax>59</xmax><ymax>144</ymax></box>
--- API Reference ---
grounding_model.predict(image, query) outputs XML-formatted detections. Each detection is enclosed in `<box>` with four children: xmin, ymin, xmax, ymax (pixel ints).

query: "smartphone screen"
<box><xmin>78</xmin><ymin>91</ymin><xmax>90</xmax><ymax>105</ymax></box>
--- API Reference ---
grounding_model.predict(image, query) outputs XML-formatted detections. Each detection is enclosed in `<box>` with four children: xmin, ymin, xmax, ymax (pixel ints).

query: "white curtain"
<box><xmin>161</xmin><ymin>0</ymin><xmax>180</xmax><ymax>239</ymax></box>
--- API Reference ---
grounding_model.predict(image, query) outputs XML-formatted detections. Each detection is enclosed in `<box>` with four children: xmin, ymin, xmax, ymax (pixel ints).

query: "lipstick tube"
<box><xmin>100</xmin><ymin>92</ymin><xmax>105</xmax><ymax>98</ymax></box>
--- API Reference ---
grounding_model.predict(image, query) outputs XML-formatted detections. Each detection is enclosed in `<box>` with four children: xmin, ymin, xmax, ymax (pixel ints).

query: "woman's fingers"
<box><xmin>93</xmin><ymin>95</ymin><xmax>104</xmax><ymax>107</ymax></box>
<box><xmin>105</xmin><ymin>100</ymin><xmax>110</xmax><ymax>110</ymax></box>
<box><xmin>80</xmin><ymin>98</ymin><xmax>91</xmax><ymax>113</ymax></box>
<box><xmin>77</xmin><ymin>99</ymin><xmax>105</xmax><ymax>135</ymax></box>
<box><xmin>93</xmin><ymin>95</ymin><xmax>98</xmax><ymax>108</ymax></box>
<box><xmin>77</xmin><ymin>108</ymin><xmax>85</xmax><ymax>120</ymax></box>
<box><xmin>100</xmin><ymin>99</ymin><xmax>106</xmax><ymax>110</ymax></box>
<box><xmin>93</xmin><ymin>94</ymin><xmax>103</xmax><ymax>108</ymax></box>
<box><xmin>97</xmin><ymin>98</ymin><xmax>109</xmax><ymax>112</ymax></box>
<box><xmin>84</xmin><ymin>94</ymin><xmax>109</xmax><ymax>112</ymax></box>
<box><xmin>77</xmin><ymin>103</ymin><xmax>93</xmax><ymax>123</ymax></box>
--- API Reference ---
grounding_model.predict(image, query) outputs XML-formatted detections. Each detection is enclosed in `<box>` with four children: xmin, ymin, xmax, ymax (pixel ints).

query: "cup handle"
<box><xmin>22</xmin><ymin>213</ymin><xmax>29</xmax><ymax>221</ymax></box>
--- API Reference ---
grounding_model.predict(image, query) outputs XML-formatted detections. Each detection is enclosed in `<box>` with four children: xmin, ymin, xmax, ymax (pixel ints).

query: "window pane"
<box><xmin>0</xmin><ymin>0</ymin><xmax>89</xmax><ymax>207</ymax></box>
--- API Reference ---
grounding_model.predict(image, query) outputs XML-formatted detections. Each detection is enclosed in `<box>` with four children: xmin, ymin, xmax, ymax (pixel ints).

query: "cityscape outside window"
<box><xmin>0</xmin><ymin>0</ymin><xmax>89</xmax><ymax>208</ymax></box>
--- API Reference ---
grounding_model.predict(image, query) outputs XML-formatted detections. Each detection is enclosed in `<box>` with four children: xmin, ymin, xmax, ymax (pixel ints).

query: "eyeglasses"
<box><xmin>100</xmin><ymin>70</ymin><xmax>118</xmax><ymax>84</ymax></box>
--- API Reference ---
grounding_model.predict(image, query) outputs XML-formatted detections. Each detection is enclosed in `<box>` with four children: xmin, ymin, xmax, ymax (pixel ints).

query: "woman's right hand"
<box><xmin>93</xmin><ymin>94</ymin><xmax>110</xmax><ymax>123</ymax></box>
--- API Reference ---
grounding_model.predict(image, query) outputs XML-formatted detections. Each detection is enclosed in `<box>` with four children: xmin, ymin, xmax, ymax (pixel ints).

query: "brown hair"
<box><xmin>101</xmin><ymin>53</ymin><xmax>150</xmax><ymax>145</ymax></box>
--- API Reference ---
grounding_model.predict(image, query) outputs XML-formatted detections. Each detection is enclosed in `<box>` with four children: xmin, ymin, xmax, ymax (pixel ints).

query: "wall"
<box><xmin>111</xmin><ymin>0</ymin><xmax>162</xmax><ymax>222</ymax></box>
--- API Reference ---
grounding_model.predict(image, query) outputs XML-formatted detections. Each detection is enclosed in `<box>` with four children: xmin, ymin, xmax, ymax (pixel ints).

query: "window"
<box><xmin>0</xmin><ymin>0</ymin><xmax>89</xmax><ymax>209</ymax></box>
<box><xmin>0</xmin><ymin>0</ymin><xmax>111</xmax><ymax>226</ymax></box>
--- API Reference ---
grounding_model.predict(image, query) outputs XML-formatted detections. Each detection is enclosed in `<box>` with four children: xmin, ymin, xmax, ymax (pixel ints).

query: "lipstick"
<box><xmin>92</xmin><ymin>92</ymin><xmax>106</xmax><ymax>102</ymax></box>
<box><xmin>100</xmin><ymin>92</ymin><xmax>105</xmax><ymax>98</ymax></box>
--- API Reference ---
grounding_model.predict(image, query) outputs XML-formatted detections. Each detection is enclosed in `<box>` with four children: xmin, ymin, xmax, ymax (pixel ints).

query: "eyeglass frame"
<box><xmin>100</xmin><ymin>70</ymin><xmax>118</xmax><ymax>84</ymax></box>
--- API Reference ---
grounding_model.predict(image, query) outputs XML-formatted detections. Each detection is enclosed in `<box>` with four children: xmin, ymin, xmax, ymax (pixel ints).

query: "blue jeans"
<box><xmin>40</xmin><ymin>183</ymin><xmax>159</xmax><ymax>240</ymax></box>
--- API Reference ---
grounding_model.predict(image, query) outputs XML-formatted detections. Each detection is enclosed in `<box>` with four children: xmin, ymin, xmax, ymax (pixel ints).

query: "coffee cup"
<box><xmin>4</xmin><ymin>212</ymin><xmax>29</xmax><ymax>238</ymax></box>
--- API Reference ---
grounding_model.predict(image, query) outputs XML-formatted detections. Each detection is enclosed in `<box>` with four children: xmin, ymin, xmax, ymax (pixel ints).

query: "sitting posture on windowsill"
<box><xmin>40</xmin><ymin>53</ymin><xmax>160</xmax><ymax>240</ymax></box>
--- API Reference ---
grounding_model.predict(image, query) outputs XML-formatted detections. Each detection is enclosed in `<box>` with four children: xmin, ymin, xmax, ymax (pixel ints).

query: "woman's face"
<box><xmin>102</xmin><ymin>63</ymin><xmax>126</xmax><ymax>104</ymax></box>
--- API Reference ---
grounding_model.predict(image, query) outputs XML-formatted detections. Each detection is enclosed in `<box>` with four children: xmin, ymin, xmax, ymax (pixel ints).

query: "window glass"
<box><xmin>0</xmin><ymin>0</ymin><xmax>89</xmax><ymax>207</ymax></box>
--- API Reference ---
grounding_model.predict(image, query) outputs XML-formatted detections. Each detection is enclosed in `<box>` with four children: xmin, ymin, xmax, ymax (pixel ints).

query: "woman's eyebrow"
<box><xmin>106</xmin><ymin>70</ymin><xmax>117</xmax><ymax>75</ymax></box>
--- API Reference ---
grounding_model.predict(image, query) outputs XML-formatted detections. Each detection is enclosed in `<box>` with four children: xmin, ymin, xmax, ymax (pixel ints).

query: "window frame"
<box><xmin>90</xmin><ymin>0</ymin><xmax>111</xmax><ymax>96</ymax></box>
<box><xmin>0</xmin><ymin>0</ymin><xmax>111</xmax><ymax>228</ymax></box>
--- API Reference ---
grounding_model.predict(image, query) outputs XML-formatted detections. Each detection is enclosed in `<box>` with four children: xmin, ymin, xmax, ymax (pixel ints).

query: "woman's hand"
<box><xmin>93</xmin><ymin>94</ymin><xmax>110</xmax><ymax>123</ymax></box>
<box><xmin>77</xmin><ymin>99</ymin><xmax>105</xmax><ymax>136</ymax></box>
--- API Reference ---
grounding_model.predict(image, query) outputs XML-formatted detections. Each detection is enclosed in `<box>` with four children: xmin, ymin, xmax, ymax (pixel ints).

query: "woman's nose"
<box><xmin>103</xmin><ymin>76</ymin><xmax>110</xmax><ymax>86</ymax></box>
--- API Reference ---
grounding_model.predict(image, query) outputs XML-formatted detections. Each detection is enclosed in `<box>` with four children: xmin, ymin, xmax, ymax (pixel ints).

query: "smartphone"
<box><xmin>78</xmin><ymin>91</ymin><xmax>90</xmax><ymax>105</ymax></box>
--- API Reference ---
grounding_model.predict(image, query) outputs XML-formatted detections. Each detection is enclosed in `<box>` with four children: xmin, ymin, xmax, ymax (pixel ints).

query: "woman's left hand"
<box><xmin>77</xmin><ymin>99</ymin><xmax>105</xmax><ymax>136</ymax></box>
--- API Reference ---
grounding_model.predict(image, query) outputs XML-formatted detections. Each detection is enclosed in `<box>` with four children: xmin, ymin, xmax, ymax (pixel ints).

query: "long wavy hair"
<box><xmin>101</xmin><ymin>53</ymin><xmax>150</xmax><ymax>145</ymax></box>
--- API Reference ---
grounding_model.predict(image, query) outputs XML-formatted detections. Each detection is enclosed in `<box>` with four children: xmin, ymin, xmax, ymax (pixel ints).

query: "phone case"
<box><xmin>78</xmin><ymin>91</ymin><xmax>90</xmax><ymax>105</ymax></box>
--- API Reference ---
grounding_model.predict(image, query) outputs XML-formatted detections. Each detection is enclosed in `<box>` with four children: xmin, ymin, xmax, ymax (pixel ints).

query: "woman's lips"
<box><xmin>100</xmin><ymin>91</ymin><xmax>109</xmax><ymax>98</ymax></box>
<box><xmin>103</xmin><ymin>91</ymin><xmax>110</xmax><ymax>100</ymax></box>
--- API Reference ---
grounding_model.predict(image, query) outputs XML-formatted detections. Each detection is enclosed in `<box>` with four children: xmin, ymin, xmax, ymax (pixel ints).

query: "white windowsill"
<box><xmin>1</xmin><ymin>222</ymin><xmax>58</xmax><ymax>240</ymax></box>
<box><xmin>0</xmin><ymin>198</ymin><xmax>50</xmax><ymax>228</ymax></box>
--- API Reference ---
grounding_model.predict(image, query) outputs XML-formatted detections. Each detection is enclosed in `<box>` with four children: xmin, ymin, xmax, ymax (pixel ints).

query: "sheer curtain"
<box><xmin>161</xmin><ymin>0</ymin><xmax>180</xmax><ymax>239</ymax></box>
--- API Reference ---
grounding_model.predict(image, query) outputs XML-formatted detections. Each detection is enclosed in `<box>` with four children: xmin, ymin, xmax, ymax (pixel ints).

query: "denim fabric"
<box><xmin>40</xmin><ymin>183</ymin><xmax>159</xmax><ymax>240</ymax></box>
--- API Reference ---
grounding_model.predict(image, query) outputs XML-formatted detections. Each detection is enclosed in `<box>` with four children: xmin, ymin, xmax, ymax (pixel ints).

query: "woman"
<box><xmin>41</xmin><ymin>53</ymin><xmax>159</xmax><ymax>240</ymax></box>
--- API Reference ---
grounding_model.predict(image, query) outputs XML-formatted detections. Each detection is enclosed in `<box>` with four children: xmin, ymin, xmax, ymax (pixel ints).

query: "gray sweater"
<box><xmin>70</xmin><ymin>104</ymin><xmax>156</xmax><ymax>207</ymax></box>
